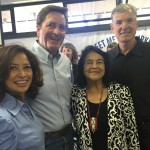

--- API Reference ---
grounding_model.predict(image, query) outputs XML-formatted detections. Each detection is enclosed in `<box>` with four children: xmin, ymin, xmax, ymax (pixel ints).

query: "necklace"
<box><xmin>87</xmin><ymin>88</ymin><xmax>103</xmax><ymax>133</ymax></box>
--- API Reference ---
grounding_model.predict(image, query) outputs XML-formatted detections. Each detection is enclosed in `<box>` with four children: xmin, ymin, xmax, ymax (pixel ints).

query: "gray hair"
<box><xmin>111</xmin><ymin>4</ymin><xmax>137</xmax><ymax>20</ymax></box>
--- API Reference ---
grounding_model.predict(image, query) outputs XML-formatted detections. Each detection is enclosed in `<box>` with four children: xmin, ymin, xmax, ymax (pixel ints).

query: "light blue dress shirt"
<box><xmin>28</xmin><ymin>41</ymin><xmax>72</xmax><ymax>132</ymax></box>
<box><xmin>0</xmin><ymin>93</ymin><xmax>45</xmax><ymax>150</ymax></box>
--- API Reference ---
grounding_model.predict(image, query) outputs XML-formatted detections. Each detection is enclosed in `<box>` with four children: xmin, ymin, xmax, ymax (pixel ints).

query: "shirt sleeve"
<box><xmin>0</xmin><ymin>117</ymin><xmax>17</xmax><ymax>150</ymax></box>
<box><xmin>121</xmin><ymin>86</ymin><xmax>140</xmax><ymax>149</ymax></box>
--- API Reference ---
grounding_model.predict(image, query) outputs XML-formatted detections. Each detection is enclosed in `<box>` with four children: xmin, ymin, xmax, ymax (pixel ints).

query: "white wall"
<box><xmin>5</xmin><ymin>26</ymin><xmax>150</xmax><ymax>54</ymax></box>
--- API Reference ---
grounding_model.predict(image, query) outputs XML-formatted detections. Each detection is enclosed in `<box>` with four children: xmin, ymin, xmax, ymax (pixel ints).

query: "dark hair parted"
<box><xmin>0</xmin><ymin>44</ymin><xmax>43</xmax><ymax>100</ymax></box>
<box><xmin>36</xmin><ymin>5</ymin><xmax>68</xmax><ymax>27</ymax></box>
<box><xmin>60</xmin><ymin>42</ymin><xmax>78</xmax><ymax>64</ymax></box>
<box><xmin>76</xmin><ymin>45</ymin><xmax>109</xmax><ymax>88</ymax></box>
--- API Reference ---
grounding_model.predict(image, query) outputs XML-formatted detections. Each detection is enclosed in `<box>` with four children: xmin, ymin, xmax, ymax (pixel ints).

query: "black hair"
<box><xmin>76</xmin><ymin>45</ymin><xmax>109</xmax><ymax>88</ymax></box>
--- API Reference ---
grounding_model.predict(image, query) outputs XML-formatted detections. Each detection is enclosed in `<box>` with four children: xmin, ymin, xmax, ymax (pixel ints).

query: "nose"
<box><xmin>18</xmin><ymin>69</ymin><xmax>26</xmax><ymax>77</ymax></box>
<box><xmin>53</xmin><ymin>26</ymin><xmax>61</xmax><ymax>34</ymax></box>
<box><xmin>92</xmin><ymin>62</ymin><xmax>97</xmax><ymax>68</ymax></box>
<box><xmin>122</xmin><ymin>21</ymin><xmax>128</xmax><ymax>28</ymax></box>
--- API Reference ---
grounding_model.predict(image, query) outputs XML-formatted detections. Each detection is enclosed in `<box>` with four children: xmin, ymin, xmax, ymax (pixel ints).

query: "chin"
<box><xmin>120</xmin><ymin>38</ymin><xmax>132</xmax><ymax>43</ymax></box>
<box><xmin>50</xmin><ymin>45</ymin><xmax>60</xmax><ymax>50</ymax></box>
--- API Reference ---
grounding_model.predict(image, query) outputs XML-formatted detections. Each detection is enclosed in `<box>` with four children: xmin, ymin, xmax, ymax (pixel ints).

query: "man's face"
<box><xmin>110</xmin><ymin>11</ymin><xmax>138</xmax><ymax>44</ymax></box>
<box><xmin>37</xmin><ymin>12</ymin><xmax>67</xmax><ymax>56</ymax></box>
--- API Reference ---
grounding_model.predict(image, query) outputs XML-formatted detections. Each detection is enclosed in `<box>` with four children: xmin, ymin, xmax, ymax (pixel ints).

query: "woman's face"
<box><xmin>84</xmin><ymin>51</ymin><xmax>105</xmax><ymax>82</ymax></box>
<box><xmin>5</xmin><ymin>52</ymin><xmax>33</xmax><ymax>100</ymax></box>
<box><xmin>62</xmin><ymin>47</ymin><xmax>73</xmax><ymax>62</ymax></box>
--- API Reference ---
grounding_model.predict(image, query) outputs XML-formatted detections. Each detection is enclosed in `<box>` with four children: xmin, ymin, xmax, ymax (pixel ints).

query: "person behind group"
<box><xmin>107</xmin><ymin>3</ymin><xmax>150</xmax><ymax>149</ymax></box>
<box><xmin>60</xmin><ymin>42</ymin><xmax>79</xmax><ymax>82</ymax></box>
<box><xmin>71</xmin><ymin>45</ymin><xmax>140</xmax><ymax>150</ymax></box>
<box><xmin>0</xmin><ymin>44</ymin><xmax>44</xmax><ymax>150</ymax></box>
<box><xmin>107</xmin><ymin>42</ymin><xmax>118</xmax><ymax>51</ymax></box>
<box><xmin>27</xmin><ymin>5</ymin><xmax>74</xmax><ymax>150</ymax></box>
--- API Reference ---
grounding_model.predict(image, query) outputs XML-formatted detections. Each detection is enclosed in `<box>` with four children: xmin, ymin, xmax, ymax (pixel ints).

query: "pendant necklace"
<box><xmin>87</xmin><ymin>88</ymin><xmax>103</xmax><ymax>133</ymax></box>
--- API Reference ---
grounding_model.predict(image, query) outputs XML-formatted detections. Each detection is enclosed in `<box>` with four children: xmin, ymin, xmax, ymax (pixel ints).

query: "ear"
<box><xmin>36</xmin><ymin>25</ymin><xmax>41</xmax><ymax>38</ymax></box>
<box><xmin>110</xmin><ymin>23</ymin><xmax>113</xmax><ymax>31</ymax></box>
<box><xmin>136</xmin><ymin>21</ymin><xmax>138</xmax><ymax>29</ymax></box>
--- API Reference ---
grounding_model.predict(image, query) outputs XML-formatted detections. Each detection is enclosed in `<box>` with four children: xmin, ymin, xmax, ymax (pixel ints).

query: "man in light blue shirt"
<box><xmin>28</xmin><ymin>5</ymin><xmax>74</xmax><ymax>150</ymax></box>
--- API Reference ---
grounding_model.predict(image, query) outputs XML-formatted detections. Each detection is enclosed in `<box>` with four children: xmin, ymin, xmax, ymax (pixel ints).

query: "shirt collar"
<box><xmin>131</xmin><ymin>37</ymin><xmax>143</xmax><ymax>57</ymax></box>
<box><xmin>34</xmin><ymin>40</ymin><xmax>61</xmax><ymax>61</ymax></box>
<box><xmin>1</xmin><ymin>93</ymin><xmax>24</xmax><ymax>116</ymax></box>
<box><xmin>115</xmin><ymin>37</ymin><xmax>142</xmax><ymax>57</ymax></box>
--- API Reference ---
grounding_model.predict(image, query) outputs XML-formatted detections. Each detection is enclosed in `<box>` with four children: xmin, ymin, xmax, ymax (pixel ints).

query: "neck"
<box><xmin>86</xmin><ymin>79</ymin><xmax>108</xmax><ymax>102</ymax></box>
<box><xmin>119</xmin><ymin>38</ymin><xmax>137</xmax><ymax>55</ymax></box>
<box><xmin>86</xmin><ymin>80</ymin><xmax>104</xmax><ymax>92</ymax></box>
<box><xmin>7</xmin><ymin>90</ymin><xmax>24</xmax><ymax>102</ymax></box>
<box><xmin>14</xmin><ymin>94</ymin><xmax>24</xmax><ymax>102</ymax></box>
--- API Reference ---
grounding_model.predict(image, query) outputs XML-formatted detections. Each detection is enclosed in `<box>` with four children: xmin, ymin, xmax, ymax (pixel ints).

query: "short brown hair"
<box><xmin>36</xmin><ymin>5</ymin><xmax>68</xmax><ymax>27</ymax></box>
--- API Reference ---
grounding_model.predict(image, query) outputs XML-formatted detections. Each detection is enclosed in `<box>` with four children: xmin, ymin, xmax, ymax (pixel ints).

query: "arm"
<box><xmin>121</xmin><ymin>86</ymin><xmax>140</xmax><ymax>149</ymax></box>
<box><xmin>0</xmin><ymin>117</ymin><xmax>17</xmax><ymax>150</ymax></box>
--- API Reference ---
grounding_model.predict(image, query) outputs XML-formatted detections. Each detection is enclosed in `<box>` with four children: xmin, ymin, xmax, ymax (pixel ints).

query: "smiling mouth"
<box><xmin>90</xmin><ymin>71</ymin><xmax>99</xmax><ymax>74</ymax></box>
<box><xmin>121</xmin><ymin>32</ymin><xmax>130</xmax><ymax>35</ymax></box>
<box><xmin>48</xmin><ymin>35</ymin><xmax>59</xmax><ymax>41</ymax></box>
<box><xmin>15</xmin><ymin>80</ymin><xmax>29</xmax><ymax>86</ymax></box>
<box><xmin>15</xmin><ymin>80</ymin><xmax>27</xmax><ymax>83</ymax></box>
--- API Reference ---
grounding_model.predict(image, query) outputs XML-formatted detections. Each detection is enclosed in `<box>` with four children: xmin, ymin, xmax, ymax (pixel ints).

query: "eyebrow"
<box><xmin>10</xmin><ymin>63</ymin><xmax>31</xmax><ymax>66</ymax></box>
<box><xmin>86</xmin><ymin>58</ymin><xmax>104</xmax><ymax>61</ymax></box>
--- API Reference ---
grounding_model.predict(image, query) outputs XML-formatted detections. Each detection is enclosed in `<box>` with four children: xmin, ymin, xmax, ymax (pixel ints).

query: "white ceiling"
<box><xmin>1</xmin><ymin>0</ymin><xmax>47</xmax><ymax>5</ymax></box>
<box><xmin>1</xmin><ymin>0</ymin><xmax>150</xmax><ymax>9</ymax></box>
<box><xmin>1</xmin><ymin>0</ymin><xmax>150</xmax><ymax>25</ymax></box>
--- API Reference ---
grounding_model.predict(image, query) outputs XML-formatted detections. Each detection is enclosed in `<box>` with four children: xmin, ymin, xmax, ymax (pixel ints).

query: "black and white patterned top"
<box><xmin>71</xmin><ymin>82</ymin><xmax>140</xmax><ymax>150</ymax></box>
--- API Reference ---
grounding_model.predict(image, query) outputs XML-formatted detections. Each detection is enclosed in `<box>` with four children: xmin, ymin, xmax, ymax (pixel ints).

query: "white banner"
<box><xmin>65</xmin><ymin>26</ymin><xmax>150</xmax><ymax>53</ymax></box>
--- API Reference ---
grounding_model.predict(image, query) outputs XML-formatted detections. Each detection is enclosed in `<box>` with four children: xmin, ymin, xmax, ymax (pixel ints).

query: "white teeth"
<box><xmin>49</xmin><ymin>36</ymin><xmax>59</xmax><ymax>41</ymax></box>
<box><xmin>16</xmin><ymin>81</ymin><xmax>27</xmax><ymax>84</ymax></box>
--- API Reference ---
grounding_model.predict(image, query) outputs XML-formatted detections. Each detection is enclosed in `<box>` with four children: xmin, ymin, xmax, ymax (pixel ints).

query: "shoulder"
<box><xmin>108</xmin><ymin>83</ymin><xmax>133</xmax><ymax>108</ymax></box>
<box><xmin>0</xmin><ymin>108</ymin><xmax>17</xmax><ymax>148</ymax></box>
<box><xmin>0</xmin><ymin>115</ymin><xmax>15</xmax><ymax>132</ymax></box>
<box><xmin>141</xmin><ymin>42</ymin><xmax>150</xmax><ymax>53</ymax></box>
<box><xmin>31</xmin><ymin>40</ymin><xmax>39</xmax><ymax>54</ymax></box>
<box><xmin>60</xmin><ymin>53</ymin><xmax>71</xmax><ymax>64</ymax></box>
<box><xmin>72</xmin><ymin>84</ymin><xmax>80</xmax><ymax>92</ymax></box>
<box><xmin>108</xmin><ymin>82</ymin><xmax>129</xmax><ymax>90</ymax></box>
<box><xmin>0</xmin><ymin>104</ymin><xmax>12</xmax><ymax>119</ymax></box>
<box><xmin>0</xmin><ymin>105</ymin><xmax>14</xmax><ymax>127</ymax></box>
<box><xmin>72</xmin><ymin>85</ymin><xmax>85</xmax><ymax>96</ymax></box>
<box><xmin>136</xmin><ymin>38</ymin><xmax>150</xmax><ymax>54</ymax></box>
<box><xmin>108</xmin><ymin>82</ymin><xmax>131</xmax><ymax>96</ymax></box>
<box><xmin>141</xmin><ymin>40</ymin><xmax>150</xmax><ymax>47</ymax></box>
<box><xmin>72</xmin><ymin>84</ymin><xmax>83</xmax><ymax>91</ymax></box>
<box><xmin>107</xmin><ymin>47</ymin><xmax>118</xmax><ymax>59</ymax></box>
